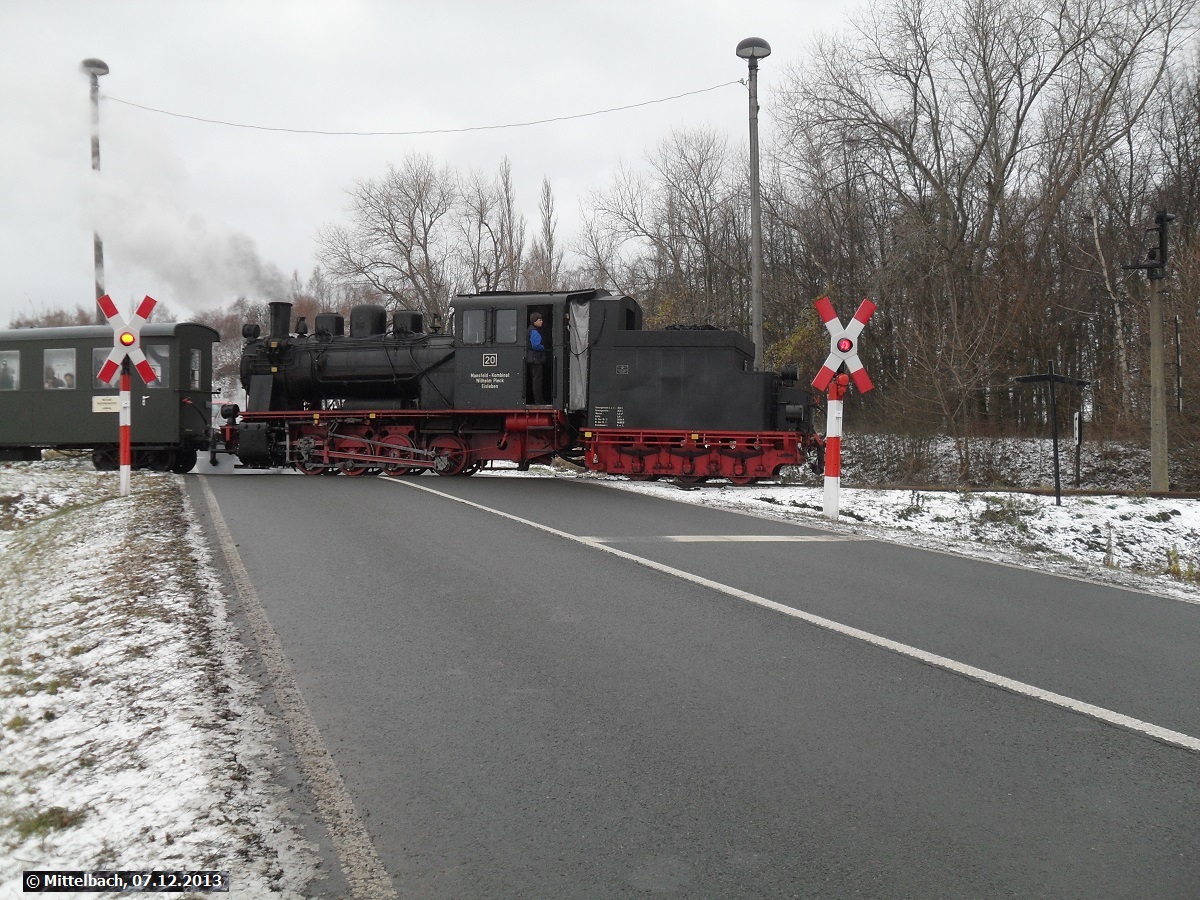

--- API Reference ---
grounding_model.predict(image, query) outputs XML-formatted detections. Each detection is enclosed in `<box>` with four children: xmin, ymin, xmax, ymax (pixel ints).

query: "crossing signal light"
<box><xmin>119</xmin><ymin>330</ymin><xmax>136</xmax><ymax>347</ymax></box>
<box><xmin>1155</xmin><ymin>210</ymin><xmax>1175</xmax><ymax>272</ymax></box>
<box><xmin>837</xmin><ymin>337</ymin><xmax>853</xmax><ymax>353</ymax></box>
<box><xmin>1123</xmin><ymin>209</ymin><xmax>1175</xmax><ymax>280</ymax></box>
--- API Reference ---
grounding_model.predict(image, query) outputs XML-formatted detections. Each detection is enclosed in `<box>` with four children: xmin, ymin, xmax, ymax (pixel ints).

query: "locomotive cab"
<box><xmin>451</xmin><ymin>299</ymin><xmax>535</xmax><ymax>409</ymax></box>
<box><xmin>451</xmin><ymin>289</ymin><xmax>640</xmax><ymax>413</ymax></box>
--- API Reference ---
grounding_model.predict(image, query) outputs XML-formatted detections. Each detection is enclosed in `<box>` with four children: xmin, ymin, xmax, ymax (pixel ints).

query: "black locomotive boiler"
<box><xmin>222</xmin><ymin>289</ymin><xmax>821</xmax><ymax>483</ymax></box>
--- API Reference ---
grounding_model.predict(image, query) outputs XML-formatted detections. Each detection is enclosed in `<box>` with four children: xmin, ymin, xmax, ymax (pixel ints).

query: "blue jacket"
<box><xmin>528</xmin><ymin>326</ymin><xmax>546</xmax><ymax>353</ymax></box>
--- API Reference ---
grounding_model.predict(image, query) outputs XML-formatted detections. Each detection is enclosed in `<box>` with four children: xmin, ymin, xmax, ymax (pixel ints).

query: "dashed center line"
<box><xmin>384</xmin><ymin>476</ymin><xmax>1200</xmax><ymax>754</ymax></box>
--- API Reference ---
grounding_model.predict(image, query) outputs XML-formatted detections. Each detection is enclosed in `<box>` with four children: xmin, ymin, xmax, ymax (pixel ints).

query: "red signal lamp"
<box><xmin>836</xmin><ymin>337</ymin><xmax>854</xmax><ymax>353</ymax></box>
<box><xmin>119</xmin><ymin>331</ymin><xmax>136</xmax><ymax>347</ymax></box>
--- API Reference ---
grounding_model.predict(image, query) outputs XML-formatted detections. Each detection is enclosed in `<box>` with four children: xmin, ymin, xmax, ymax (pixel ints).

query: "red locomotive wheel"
<box><xmin>428</xmin><ymin>435</ymin><xmax>469</xmax><ymax>476</ymax></box>
<box><xmin>335</xmin><ymin>439</ymin><xmax>372</xmax><ymax>476</ymax></box>
<box><xmin>294</xmin><ymin>436</ymin><xmax>328</xmax><ymax>475</ymax></box>
<box><xmin>377</xmin><ymin>433</ymin><xmax>419</xmax><ymax>475</ymax></box>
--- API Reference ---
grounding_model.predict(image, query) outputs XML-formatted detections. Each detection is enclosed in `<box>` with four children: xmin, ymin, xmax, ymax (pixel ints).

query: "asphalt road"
<box><xmin>195</xmin><ymin>471</ymin><xmax>1200</xmax><ymax>898</ymax></box>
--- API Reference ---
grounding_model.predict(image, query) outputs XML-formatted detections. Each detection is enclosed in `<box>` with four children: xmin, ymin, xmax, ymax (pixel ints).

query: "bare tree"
<box><xmin>586</xmin><ymin>127</ymin><xmax>745</xmax><ymax>327</ymax></box>
<box><xmin>318</xmin><ymin>153</ymin><xmax>457</xmax><ymax>319</ymax></box>
<box><xmin>525</xmin><ymin>177</ymin><xmax>564</xmax><ymax>290</ymax></box>
<box><xmin>775</xmin><ymin>0</ymin><xmax>1196</xmax><ymax>473</ymax></box>
<box><xmin>454</xmin><ymin>158</ymin><xmax>527</xmax><ymax>293</ymax></box>
<box><xmin>9</xmin><ymin>304</ymin><xmax>106</xmax><ymax>328</ymax></box>
<box><xmin>573</xmin><ymin>206</ymin><xmax>628</xmax><ymax>294</ymax></box>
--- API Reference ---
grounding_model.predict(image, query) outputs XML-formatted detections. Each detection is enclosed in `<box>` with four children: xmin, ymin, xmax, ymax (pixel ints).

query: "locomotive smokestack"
<box><xmin>268</xmin><ymin>301</ymin><xmax>293</xmax><ymax>339</ymax></box>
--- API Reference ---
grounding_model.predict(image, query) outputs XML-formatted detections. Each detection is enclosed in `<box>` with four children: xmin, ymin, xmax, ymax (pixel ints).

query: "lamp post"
<box><xmin>736</xmin><ymin>37</ymin><xmax>771</xmax><ymax>371</ymax></box>
<box><xmin>81</xmin><ymin>58</ymin><xmax>109</xmax><ymax>325</ymax></box>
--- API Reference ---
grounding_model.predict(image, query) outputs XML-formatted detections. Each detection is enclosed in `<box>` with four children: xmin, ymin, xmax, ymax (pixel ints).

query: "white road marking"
<box><xmin>582</xmin><ymin>534</ymin><xmax>869</xmax><ymax>543</ymax></box>
<box><xmin>199</xmin><ymin>478</ymin><xmax>399</xmax><ymax>899</ymax></box>
<box><xmin>384</xmin><ymin>476</ymin><xmax>1200</xmax><ymax>754</ymax></box>
<box><xmin>591</xmin><ymin>480</ymin><xmax>1200</xmax><ymax>608</ymax></box>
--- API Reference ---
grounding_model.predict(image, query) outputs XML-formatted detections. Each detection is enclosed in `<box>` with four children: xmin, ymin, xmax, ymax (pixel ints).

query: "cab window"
<box><xmin>462</xmin><ymin>309</ymin><xmax>486</xmax><ymax>345</ymax></box>
<box><xmin>495</xmin><ymin>309</ymin><xmax>518</xmax><ymax>344</ymax></box>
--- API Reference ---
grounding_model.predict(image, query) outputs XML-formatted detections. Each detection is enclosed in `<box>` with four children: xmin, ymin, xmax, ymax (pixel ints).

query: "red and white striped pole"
<box><xmin>823</xmin><ymin>374</ymin><xmax>849</xmax><ymax>519</ymax></box>
<box><xmin>811</xmin><ymin>297</ymin><xmax>876</xmax><ymax>521</ymax></box>
<box><xmin>96</xmin><ymin>294</ymin><xmax>158</xmax><ymax>498</ymax></box>
<box><xmin>119</xmin><ymin>359</ymin><xmax>132</xmax><ymax>496</ymax></box>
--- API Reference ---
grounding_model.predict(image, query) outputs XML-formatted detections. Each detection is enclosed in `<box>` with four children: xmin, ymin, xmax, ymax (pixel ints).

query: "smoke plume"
<box><xmin>84</xmin><ymin>174</ymin><xmax>291</xmax><ymax>310</ymax></box>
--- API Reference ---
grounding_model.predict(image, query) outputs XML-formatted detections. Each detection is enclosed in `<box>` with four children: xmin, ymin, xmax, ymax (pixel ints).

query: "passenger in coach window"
<box><xmin>44</xmin><ymin>366</ymin><xmax>63</xmax><ymax>389</ymax></box>
<box><xmin>63</xmin><ymin>372</ymin><xmax>76</xmax><ymax>390</ymax></box>
<box><xmin>0</xmin><ymin>359</ymin><xmax>13</xmax><ymax>390</ymax></box>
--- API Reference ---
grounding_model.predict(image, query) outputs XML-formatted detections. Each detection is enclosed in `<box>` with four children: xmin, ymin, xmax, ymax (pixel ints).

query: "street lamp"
<box><xmin>736</xmin><ymin>36</ymin><xmax>771</xmax><ymax>370</ymax></box>
<box><xmin>81</xmin><ymin>58</ymin><xmax>109</xmax><ymax>325</ymax></box>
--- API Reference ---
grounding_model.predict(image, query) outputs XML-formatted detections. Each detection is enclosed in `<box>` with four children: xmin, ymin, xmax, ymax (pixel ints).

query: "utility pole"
<box><xmin>1123</xmin><ymin>209</ymin><xmax>1174</xmax><ymax>491</ymax></box>
<box><xmin>1149</xmin><ymin>276</ymin><xmax>1168</xmax><ymax>490</ymax></box>
<box><xmin>81</xmin><ymin>58</ymin><xmax>110</xmax><ymax>325</ymax></box>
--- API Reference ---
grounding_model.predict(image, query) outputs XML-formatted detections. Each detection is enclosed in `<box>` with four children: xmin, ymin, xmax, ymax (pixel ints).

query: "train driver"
<box><xmin>527</xmin><ymin>313</ymin><xmax>548</xmax><ymax>404</ymax></box>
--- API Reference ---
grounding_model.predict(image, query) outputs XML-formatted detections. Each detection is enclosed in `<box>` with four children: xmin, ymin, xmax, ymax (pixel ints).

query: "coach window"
<box><xmin>0</xmin><ymin>351</ymin><xmax>18</xmax><ymax>390</ymax></box>
<box><xmin>0</xmin><ymin>350</ymin><xmax>17</xmax><ymax>388</ymax></box>
<box><xmin>494</xmin><ymin>308</ymin><xmax>518</xmax><ymax>344</ymax></box>
<box><xmin>189</xmin><ymin>349</ymin><xmax>202</xmax><ymax>390</ymax></box>
<box><xmin>144</xmin><ymin>345</ymin><xmax>170</xmax><ymax>388</ymax></box>
<box><xmin>91</xmin><ymin>348</ymin><xmax>111</xmax><ymax>388</ymax></box>
<box><xmin>43</xmin><ymin>349</ymin><xmax>75</xmax><ymax>390</ymax></box>
<box><xmin>462</xmin><ymin>309</ymin><xmax>486</xmax><ymax>345</ymax></box>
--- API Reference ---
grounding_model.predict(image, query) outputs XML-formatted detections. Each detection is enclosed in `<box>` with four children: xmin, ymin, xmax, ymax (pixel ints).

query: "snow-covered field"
<box><xmin>1</xmin><ymin>449</ymin><xmax>1196</xmax><ymax>897</ymax></box>
<box><xmin>0</xmin><ymin>458</ymin><xmax>318</xmax><ymax>898</ymax></box>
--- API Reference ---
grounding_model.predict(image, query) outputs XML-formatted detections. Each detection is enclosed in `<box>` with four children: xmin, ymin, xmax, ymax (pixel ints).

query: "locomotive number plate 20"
<box><xmin>482</xmin><ymin>353</ymin><xmax>499</xmax><ymax>367</ymax></box>
<box><xmin>615</xmin><ymin>365</ymin><xmax>630</xmax><ymax>375</ymax></box>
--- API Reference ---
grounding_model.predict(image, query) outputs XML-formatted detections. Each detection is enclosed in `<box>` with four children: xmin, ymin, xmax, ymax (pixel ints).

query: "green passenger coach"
<box><xmin>0</xmin><ymin>322</ymin><xmax>220</xmax><ymax>472</ymax></box>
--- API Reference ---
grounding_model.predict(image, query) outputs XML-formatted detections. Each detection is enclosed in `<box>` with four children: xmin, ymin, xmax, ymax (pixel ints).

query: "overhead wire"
<box><xmin>102</xmin><ymin>80</ymin><xmax>745</xmax><ymax>137</ymax></box>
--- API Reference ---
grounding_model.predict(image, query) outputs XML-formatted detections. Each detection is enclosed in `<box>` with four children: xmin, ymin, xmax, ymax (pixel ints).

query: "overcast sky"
<box><xmin>0</xmin><ymin>0</ymin><xmax>862</xmax><ymax>325</ymax></box>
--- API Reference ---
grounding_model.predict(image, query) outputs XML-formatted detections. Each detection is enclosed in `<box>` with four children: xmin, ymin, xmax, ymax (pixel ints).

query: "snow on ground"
<box><xmin>0</xmin><ymin>457</ymin><xmax>319</xmax><ymax>898</ymax></box>
<box><xmin>0</xmin><ymin>448</ymin><xmax>1197</xmax><ymax>898</ymax></box>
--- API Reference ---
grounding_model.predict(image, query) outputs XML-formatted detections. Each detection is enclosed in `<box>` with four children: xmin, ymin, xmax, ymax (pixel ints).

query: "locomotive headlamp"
<box><xmin>119</xmin><ymin>330</ymin><xmax>136</xmax><ymax>347</ymax></box>
<box><xmin>836</xmin><ymin>337</ymin><xmax>853</xmax><ymax>353</ymax></box>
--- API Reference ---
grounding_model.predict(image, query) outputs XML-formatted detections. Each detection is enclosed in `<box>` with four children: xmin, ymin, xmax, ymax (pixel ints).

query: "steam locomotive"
<box><xmin>219</xmin><ymin>289</ymin><xmax>822</xmax><ymax>483</ymax></box>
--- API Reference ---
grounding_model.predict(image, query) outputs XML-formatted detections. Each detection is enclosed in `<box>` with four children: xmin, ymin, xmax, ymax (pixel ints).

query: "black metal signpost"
<box><xmin>1012</xmin><ymin>361</ymin><xmax>1090</xmax><ymax>505</ymax></box>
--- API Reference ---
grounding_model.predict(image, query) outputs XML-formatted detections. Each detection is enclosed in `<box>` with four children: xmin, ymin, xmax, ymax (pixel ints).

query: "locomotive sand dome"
<box><xmin>220</xmin><ymin>289</ymin><xmax>822</xmax><ymax>482</ymax></box>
